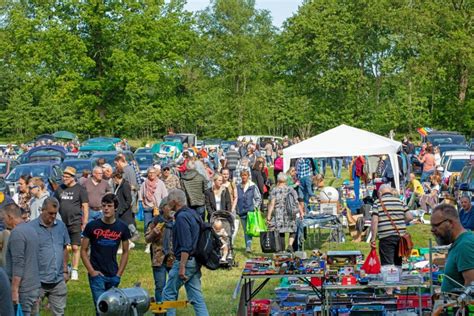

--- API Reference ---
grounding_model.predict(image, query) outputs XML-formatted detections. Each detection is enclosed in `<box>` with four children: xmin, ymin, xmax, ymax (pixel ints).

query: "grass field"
<box><xmin>56</xmin><ymin>169</ymin><xmax>434</xmax><ymax>316</ymax></box>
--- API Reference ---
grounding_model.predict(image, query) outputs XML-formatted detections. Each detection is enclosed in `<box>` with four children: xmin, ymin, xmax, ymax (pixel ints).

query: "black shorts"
<box><xmin>67</xmin><ymin>225</ymin><xmax>82</xmax><ymax>246</ymax></box>
<box><xmin>379</xmin><ymin>235</ymin><xmax>402</xmax><ymax>266</ymax></box>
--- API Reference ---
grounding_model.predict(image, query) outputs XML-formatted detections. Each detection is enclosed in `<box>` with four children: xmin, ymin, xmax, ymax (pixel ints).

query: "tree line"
<box><xmin>1</xmin><ymin>0</ymin><xmax>472</xmax><ymax>141</ymax></box>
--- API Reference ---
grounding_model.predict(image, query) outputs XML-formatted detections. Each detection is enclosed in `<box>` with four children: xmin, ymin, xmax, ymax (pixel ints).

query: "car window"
<box><xmin>0</xmin><ymin>162</ymin><xmax>7</xmax><ymax>174</ymax></box>
<box><xmin>448</xmin><ymin>159</ymin><xmax>469</xmax><ymax>172</ymax></box>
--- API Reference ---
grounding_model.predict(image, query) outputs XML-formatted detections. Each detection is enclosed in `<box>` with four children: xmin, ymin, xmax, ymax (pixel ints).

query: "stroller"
<box><xmin>209</xmin><ymin>210</ymin><xmax>238</xmax><ymax>268</ymax></box>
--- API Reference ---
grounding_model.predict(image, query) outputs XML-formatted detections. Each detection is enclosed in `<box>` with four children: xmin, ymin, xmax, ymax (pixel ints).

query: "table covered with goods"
<box><xmin>233</xmin><ymin>246</ymin><xmax>455</xmax><ymax>316</ymax></box>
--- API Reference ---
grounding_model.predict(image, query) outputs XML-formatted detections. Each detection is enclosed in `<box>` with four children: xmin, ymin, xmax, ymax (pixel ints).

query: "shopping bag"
<box><xmin>136</xmin><ymin>201</ymin><xmax>144</xmax><ymax>222</ymax></box>
<box><xmin>246</xmin><ymin>209</ymin><xmax>267</xmax><ymax>237</ymax></box>
<box><xmin>361</xmin><ymin>248</ymin><xmax>381</xmax><ymax>274</ymax></box>
<box><xmin>260</xmin><ymin>230</ymin><xmax>277</xmax><ymax>253</ymax></box>
<box><xmin>16</xmin><ymin>304</ymin><xmax>24</xmax><ymax>316</ymax></box>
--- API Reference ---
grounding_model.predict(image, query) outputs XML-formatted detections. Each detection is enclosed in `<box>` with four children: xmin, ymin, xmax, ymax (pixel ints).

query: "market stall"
<box><xmin>283</xmin><ymin>124</ymin><xmax>402</xmax><ymax>191</ymax></box>
<box><xmin>234</xmin><ymin>248</ymin><xmax>439</xmax><ymax>316</ymax></box>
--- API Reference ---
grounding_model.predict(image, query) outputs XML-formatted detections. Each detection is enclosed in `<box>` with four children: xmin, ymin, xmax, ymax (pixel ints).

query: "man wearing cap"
<box><xmin>54</xmin><ymin>166</ymin><xmax>89</xmax><ymax>281</ymax></box>
<box><xmin>29</xmin><ymin>197</ymin><xmax>70</xmax><ymax>315</ymax></box>
<box><xmin>83</xmin><ymin>166</ymin><xmax>112</xmax><ymax>222</ymax></box>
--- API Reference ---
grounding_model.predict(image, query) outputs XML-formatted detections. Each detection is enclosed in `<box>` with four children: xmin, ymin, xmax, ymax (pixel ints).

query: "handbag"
<box><xmin>380</xmin><ymin>200</ymin><xmax>413</xmax><ymax>258</ymax></box>
<box><xmin>260</xmin><ymin>228</ymin><xmax>285</xmax><ymax>253</ymax></box>
<box><xmin>246</xmin><ymin>209</ymin><xmax>267</xmax><ymax>237</ymax></box>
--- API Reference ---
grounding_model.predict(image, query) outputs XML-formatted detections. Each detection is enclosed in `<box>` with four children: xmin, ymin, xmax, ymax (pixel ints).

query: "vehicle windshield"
<box><xmin>163</xmin><ymin>135</ymin><xmax>184</xmax><ymax>143</ymax></box>
<box><xmin>6</xmin><ymin>165</ymin><xmax>50</xmax><ymax>182</ymax></box>
<box><xmin>447</xmin><ymin>159</ymin><xmax>469</xmax><ymax>172</ymax></box>
<box><xmin>428</xmin><ymin>135</ymin><xmax>466</xmax><ymax>146</ymax></box>
<box><xmin>61</xmin><ymin>161</ymin><xmax>93</xmax><ymax>174</ymax></box>
<box><xmin>0</xmin><ymin>162</ymin><xmax>7</xmax><ymax>174</ymax></box>
<box><xmin>135</xmin><ymin>155</ymin><xmax>153</xmax><ymax>165</ymax></box>
<box><xmin>91</xmin><ymin>154</ymin><xmax>115</xmax><ymax>166</ymax></box>
<box><xmin>135</xmin><ymin>148</ymin><xmax>151</xmax><ymax>154</ymax></box>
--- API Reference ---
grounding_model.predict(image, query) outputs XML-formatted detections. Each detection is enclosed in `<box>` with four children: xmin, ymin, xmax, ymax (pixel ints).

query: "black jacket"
<box><xmin>115</xmin><ymin>179</ymin><xmax>133</xmax><ymax>225</ymax></box>
<box><xmin>251</xmin><ymin>169</ymin><xmax>267</xmax><ymax>195</ymax></box>
<box><xmin>204</xmin><ymin>187</ymin><xmax>232</xmax><ymax>222</ymax></box>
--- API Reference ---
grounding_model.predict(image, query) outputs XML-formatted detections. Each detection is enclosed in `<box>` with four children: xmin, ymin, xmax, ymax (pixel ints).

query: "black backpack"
<box><xmin>193</xmin><ymin>215</ymin><xmax>222</xmax><ymax>270</ymax></box>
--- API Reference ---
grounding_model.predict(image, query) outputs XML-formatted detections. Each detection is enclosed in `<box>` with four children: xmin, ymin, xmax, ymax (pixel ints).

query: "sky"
<box><xmin>183</xmin><ymin>0</ymin><xmax>303</xmax><ymax>27</ymax></box>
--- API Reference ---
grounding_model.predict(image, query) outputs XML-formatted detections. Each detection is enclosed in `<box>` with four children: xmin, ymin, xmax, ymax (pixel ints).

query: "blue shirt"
<box><xmin>296</xmin><ymin>158</ymin><xmax>312</xmax><ymax>179</ymax></box>
<box><xmin>29</xmin><ymin>218</ymin><xmax>70</xmax><ymax>284</ymax></box>
<box><xmin>459</xmin><ymin>205</ymin><xmax>474</xmax><ymax>230</ymax></box>
<box><xmin>173</xmin><ymin>206</ymin><xmax>200</xmax><ymax>260</ymax></box>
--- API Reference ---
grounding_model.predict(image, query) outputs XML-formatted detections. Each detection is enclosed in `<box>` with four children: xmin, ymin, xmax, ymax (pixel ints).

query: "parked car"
<box><xmin>90</xmin><ymin>151</ymin><xmax>135</xmax><ymax>166</ymax></box>
<box><xmin>438</xmin><ymin>144</ymin><xmax>470</xmax><ymax>155</ymax></box>
<box><xmin>0</xmin><ymin>159</ymin><xmax>20</xmax><ymax>178</ymax></box>
<box><xmin>134</xmin><ymin>153</ymin><xmax>155</xmax><ymax>178</ymax></box>
<box><xmin>163</xmin><ymin>133</ymin><xmax>197</xmax><ymax>147</ymax></box>
<box><xmin>440</xmin><ymin>151</ymin><xmax>473</xmax><ymax>169</ymax></box>
<box><xmin>79</xmin><ymin>142</ymin><xmax>116</xmax><ymax>153</ymax></box>
<box><xmin>452</xmin><ymin>164</ymin><xmax>474</xmax><ymax>196</ymax></box>
<box><xmin>17</xmin><ymin>145</ymin><xmax>68</xmax><ymax>164</ymax></box>
<box><xmin>423</xmin><ymin>131</ymin><xmax>466</xmax><ymax>146</ymax></box>
<box><xmin>442</xmin><ymin>155</ymin><xmax>472</xmax><ymax>185</ymax></box>
<box><xmin>61</xmin><ymin>159</ymin><xmax>96</xmax><ymax>176</ymax></box>
<box><xmin>5</xmin><ymin>162</ymin><xmax>63</xmax><ymax>196</ymax></box>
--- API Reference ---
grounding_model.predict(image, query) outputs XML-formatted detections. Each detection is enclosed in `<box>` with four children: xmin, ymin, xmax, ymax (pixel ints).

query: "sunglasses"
<box><xmin>29</xmin><ymin>185</ymin><xmax>38</xmax><ymax>190</ymax></box>
<box><xmin>431</xmin><ymin>219</ymin><xmax>450</xmax><ymax>229</ymax></box>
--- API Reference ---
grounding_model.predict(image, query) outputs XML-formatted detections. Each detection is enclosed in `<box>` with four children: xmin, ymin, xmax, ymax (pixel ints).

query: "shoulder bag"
<box><xmin>379</xmin><ymin>200</ymin><xmax>413</xmax><ymax>258</ymax></box>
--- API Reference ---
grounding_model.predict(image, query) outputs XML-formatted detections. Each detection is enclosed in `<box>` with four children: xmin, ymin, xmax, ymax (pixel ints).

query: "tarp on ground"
<box><xmin>283</xmin><ymin>124</ymin><xmax>402</xmax><ymax>191</ymax></box>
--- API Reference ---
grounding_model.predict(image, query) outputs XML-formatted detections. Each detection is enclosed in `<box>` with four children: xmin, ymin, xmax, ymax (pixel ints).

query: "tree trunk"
<box><xmin>459</xmin><ymin>66</ymin><xmax>468</xmax><ymax>104</ymax></box>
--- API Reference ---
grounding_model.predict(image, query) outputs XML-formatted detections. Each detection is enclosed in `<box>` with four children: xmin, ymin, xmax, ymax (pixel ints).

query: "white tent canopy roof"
<box><xmin>283</xmin><ymin>124</ymin><xmax>402</xmax><ymax>190</ymax></box>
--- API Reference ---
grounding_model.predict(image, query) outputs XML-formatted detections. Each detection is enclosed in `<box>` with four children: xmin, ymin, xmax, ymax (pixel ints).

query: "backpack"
<box><xmin>285</xmin><ymin>187</ymin><xmax>299</xmax><ymax>217</ymax></box>
<box><xmin>193</xmin><ymin>215</ymin><xmax>222</xmax><ymax>270</ymax></box>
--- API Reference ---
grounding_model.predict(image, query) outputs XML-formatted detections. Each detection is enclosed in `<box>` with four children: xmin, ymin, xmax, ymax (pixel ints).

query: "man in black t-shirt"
<box><xmin>80</xmin><ymin>193</ymin><xmax>130</xmax><ymax>315</ymax></box>
<box><xmin>54</xmin><ymin>166</ymin><xmax>89</xmax><ymax>281</ymax></box>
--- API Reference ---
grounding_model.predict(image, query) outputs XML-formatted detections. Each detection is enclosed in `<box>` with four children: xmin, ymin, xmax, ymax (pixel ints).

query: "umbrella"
<box><xmin>53</xmin><ymin>130</ymin><xmax>77</xmax><ymax>140</ymax></box>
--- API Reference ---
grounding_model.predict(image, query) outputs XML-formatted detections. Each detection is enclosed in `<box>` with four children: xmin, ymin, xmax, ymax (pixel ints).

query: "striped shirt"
<box><xmin>372</xmin><ymin>193</ymin><xmax>408</xmax><ymax>239</ymax></box>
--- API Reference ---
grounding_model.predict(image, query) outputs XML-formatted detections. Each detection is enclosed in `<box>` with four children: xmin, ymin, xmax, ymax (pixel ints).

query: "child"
<box><xmin>212</xmin><ymin>219</ymin><xmax>229</xmax><ymax>263</ymax></box>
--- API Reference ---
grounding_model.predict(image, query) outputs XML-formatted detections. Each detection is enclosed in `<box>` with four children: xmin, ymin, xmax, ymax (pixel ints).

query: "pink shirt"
<box><xmin>422</xmin><ymin>153</ymin><xmax>436</xmax><ymax>172</ymax></box>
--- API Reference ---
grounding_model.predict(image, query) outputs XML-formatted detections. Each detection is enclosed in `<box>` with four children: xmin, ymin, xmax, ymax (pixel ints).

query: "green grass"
<box><xmin>54</xmin><ymin>167</ymin><xmax>433</xmax><ymax>315</ymax></box>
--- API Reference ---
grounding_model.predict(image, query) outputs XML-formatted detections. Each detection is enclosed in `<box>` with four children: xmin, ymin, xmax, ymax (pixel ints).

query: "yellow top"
<box><xmin>407</xmin><ymin>179</ymin><xmax>424</xmax><ymax>196</ymax></box>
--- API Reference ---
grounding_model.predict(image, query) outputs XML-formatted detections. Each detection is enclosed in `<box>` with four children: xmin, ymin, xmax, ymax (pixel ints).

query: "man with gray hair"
<box><xmin>2</xmin><ymin>203</ymin><xmax>40</xmax><ymax>315</ymax></box>
<box><xmin>370</xmin><ymin>184</ymin><xmax>413</xmax><ymax>272</ymax></box>
<box><xmin>83</xmin><ymin>166</ymin><xmax>112</xmax><ymax>222</ymax></box>
<box><xmin>180</xmin><ymin>160</ymin><xmax>207</xmax><ymax>220</ymax></box>
<box><xmin>29</xmin><ymin>197</ymin><xmax>70</xmax><ymax>315</ymax></box>
<box><xmin>162</xmin><ymin>189</ymin><xmax>209</xmax><ymax>316</ymax></box>
<box><xmin>459</xmin><ymin>195</ymin><xmax>474</xmax><ymax>230</ymax></box>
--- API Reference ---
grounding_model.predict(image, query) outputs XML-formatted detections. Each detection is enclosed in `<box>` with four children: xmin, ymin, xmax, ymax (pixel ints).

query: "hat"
<box><xmin>63</xmin><ymin>166</ymin><xmax>76</xmax><ymax>177</ymax></box>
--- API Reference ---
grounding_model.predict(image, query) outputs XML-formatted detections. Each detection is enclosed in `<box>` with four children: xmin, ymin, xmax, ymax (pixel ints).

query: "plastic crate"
<box><xmin>350</xmin><ymin>305</ymin><xmax>385</xmax><ymax>316</ymax></box>
<box><xmin>396</xmin><ymin>295</ymin><xmax>431</xmax><ymax>309</ymax></box>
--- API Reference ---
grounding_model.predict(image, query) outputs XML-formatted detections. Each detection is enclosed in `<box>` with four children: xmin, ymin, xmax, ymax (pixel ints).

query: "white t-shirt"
<box><xmin>215</xmin><ymin>193</ymin><xmax>222</xmax><ymax>211</ymax></box>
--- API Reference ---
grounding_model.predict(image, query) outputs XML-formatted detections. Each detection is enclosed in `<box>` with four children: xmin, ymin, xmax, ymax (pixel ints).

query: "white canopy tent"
<box><xmin>283</xmin><ymin>124</ymin><xmax>403</xmax><ymax>191</ymax></box>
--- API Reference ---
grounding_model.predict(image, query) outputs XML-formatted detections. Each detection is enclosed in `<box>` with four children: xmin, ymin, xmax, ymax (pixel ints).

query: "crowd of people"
<box><xmin>0</xmin><ymin>134</ymin><xmax>473</xmax><ymax>315</ymax></box>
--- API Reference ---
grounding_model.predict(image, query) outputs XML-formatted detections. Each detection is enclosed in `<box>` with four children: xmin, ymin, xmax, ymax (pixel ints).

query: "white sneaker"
<box><xmin>117</xmin><ymin>247</ymin><xmax>123</xmax><ymax>255</ymax></box>
<box><xmin>145</xmin><ymin>243</ymin><xmax>151</xmax><ymax>254</ymax></box>
<box><xmin>71</xmin><ymin>269</ymin><xmax>79</xmax><ymax>281</ymax></box>
<box><xmin>129</xmin><ymin>241</ymin><xmax>135</xmax><ymax>250</ymax></box>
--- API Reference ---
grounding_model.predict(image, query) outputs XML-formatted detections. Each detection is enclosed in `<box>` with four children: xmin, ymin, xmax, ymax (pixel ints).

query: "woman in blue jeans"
<box><xmin>236</xmin><ymin>170</ymin><xmax>262</xmax><ymax>253</ymax></box>
<box><xmin>145</xmin><ymin>198</ymin><xmax>175</xmax><ymax>304</ymax></box>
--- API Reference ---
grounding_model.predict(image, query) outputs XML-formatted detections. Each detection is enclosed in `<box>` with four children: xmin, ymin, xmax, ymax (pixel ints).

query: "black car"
<box><xmin>438</xmin><ymin>144</ymin><xmax>470</xmax><ymax>155</ymax></box>
<box><xmin>424</xmin><ymin>132</ymin><xmax>466</xmax><ymax>147</ymax></box>
<box><xmin>61</xmin><ymin>159</ymin><xmax>96</xmax><ymax>175</ymax></box>
<box><xmin>5</xmin><ymin>162</ymin><xmax>63</xmax><ymax>196</ymax></box>
<box><xmin>134</xmin><ymin>153</ymin><xmax>155</xmax><ymax>178</ymax></box>
<box><xmin>90</xmin><ymin>151</ymin><xmax>136</xmax><ymax>166</ymax></box>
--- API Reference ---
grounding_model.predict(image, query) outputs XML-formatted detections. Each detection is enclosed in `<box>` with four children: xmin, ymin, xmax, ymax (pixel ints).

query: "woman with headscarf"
<box><xmin>139</xmin><ymin>167</ymin><xmax>168</xmax><ymax>253</ymax></box>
